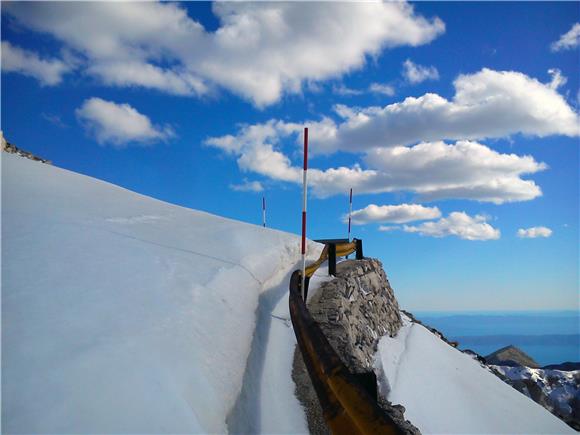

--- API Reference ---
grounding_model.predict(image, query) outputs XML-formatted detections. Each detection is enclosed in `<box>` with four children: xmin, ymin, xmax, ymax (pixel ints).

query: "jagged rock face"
<box><xmin>308</xmin><ymin>258</ymin><xmax>402</xmax><ymax>373</ymax></box>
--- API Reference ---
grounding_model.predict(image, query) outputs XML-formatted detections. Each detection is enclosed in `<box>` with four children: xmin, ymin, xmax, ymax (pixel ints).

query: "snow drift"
<box><xmin>2</xmin><ymin>153</ymin><xmax>320</xmax><ymax>433</ymax></box>
<box><xmin>375</xmin><ymin>315</ymin><xmax>574</xmax><ymax>434</ymax></box>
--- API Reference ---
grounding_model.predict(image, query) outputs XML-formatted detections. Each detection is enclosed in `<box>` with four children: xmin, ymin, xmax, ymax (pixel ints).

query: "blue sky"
<box><xmin>2</xmin><ymin>2</ymin><xmax>578</xmax><ymax>311</ymax></box>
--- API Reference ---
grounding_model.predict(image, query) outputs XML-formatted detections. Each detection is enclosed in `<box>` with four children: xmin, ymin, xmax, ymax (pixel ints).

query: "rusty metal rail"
<box><xmin>289</xmin><ymin>239</ymin><xmax>403</xmax><ymax>435</ymax></box>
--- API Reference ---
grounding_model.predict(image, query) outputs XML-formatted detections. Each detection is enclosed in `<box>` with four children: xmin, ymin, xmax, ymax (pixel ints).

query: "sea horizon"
<box><xmin>412</xmin><ymin>309</ymin><xmax>580</xmax><ymax>366</ymax></box>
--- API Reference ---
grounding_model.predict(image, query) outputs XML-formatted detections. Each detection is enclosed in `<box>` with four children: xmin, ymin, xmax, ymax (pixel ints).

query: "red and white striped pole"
<box><xmin>348</xmin><ymin>188</ymin><xmax>353</xmax><ymax>241</ymax></box>
<box><xmin>262</xmin><ymin>196</ymin><xmax>266</xmax><ymax>228</ymax></box>
<box><xmin>301</xmin><ymin>127</ymin><xmax>309</xmax><ymax>298</ymax></box>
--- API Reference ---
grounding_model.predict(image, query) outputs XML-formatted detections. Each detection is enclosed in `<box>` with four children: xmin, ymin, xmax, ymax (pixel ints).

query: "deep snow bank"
<box><xmin>375</xmin><ymin>315</ymin><xmax>574</xmax><ymax>434</ymax></box>
<box><xmin>2</xmin><ymin>153</ymin><xmax>320</xmax><ymax>433</ymax></box>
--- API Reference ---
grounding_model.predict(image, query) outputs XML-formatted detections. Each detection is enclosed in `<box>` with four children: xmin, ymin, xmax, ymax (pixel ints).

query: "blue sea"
<box><xmin>413</xmin><ymin>310</ymin><xmax>580</xmax><ymax>367</ymax></box>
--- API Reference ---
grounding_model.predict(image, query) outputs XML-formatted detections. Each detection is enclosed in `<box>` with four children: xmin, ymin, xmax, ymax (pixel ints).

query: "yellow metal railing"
<box><xmin>305</xmin><ymin>240</ymin><xmax>357</xmax><ymax>278</ymax></box>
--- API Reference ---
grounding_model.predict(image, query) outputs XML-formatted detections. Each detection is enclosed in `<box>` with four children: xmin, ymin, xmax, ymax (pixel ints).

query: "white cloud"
<box><xmin>348</xmin><ymin>203</ymin><xmax>440</xmax><ymax>225</ymax></box>
<box><xmin>76</xmin><ymin>98</ymin><xmax>174</xmax><ymax>147</ymax></box>
<box><xmin>205</xmin><ymin>67</ymin><xmax>576</xmax><ymax>203</ymax></box>
<box><xmin>369</xmin><ymin>82</ymin><xmax>395</xmax><ymax>96</ymax></box>
<box><xmin>1</xmin><ymin>41</ymin><xmax>70</xmax><ymax>85</ymax></box>
<box><xmin>365</xmin><ymin>140</ymin><xmax>546</xmax><ymax>204</ymax></box>
<box><xmin>87</xmin><ymin>61</ymin><xmax>208</xmax><ymax>96</ymax></box>
<box><xmin>378</xmin><ymin>225</ymin><xmax>401</xmax><ymax>232</ymax></box>
<box><xmin>3</xmin><ymin>1</ymin><xmax>444</xmax><ymax>106</ymax></box>
<box><xmin>333</xmin><ymin>84</ymin><xmax>364</xmax><ymax>96</ymax></box>
<box><xmin>333</xmin><ymin>82</ymin><xmax>395</xmax><ymax>97</ymax></box>
<box><xmin>402</xmin><ymin>59</ymin><xmax>439</xmax><ymax>84</ymax></box>
<box><xmin>230</xmin><ymin>180</ymin><xmax>264</xmax><ymax>193</ymax></box>
<box><xmin>517</xmin><ymin>226</ymin><xmax>552</xmax><ymax>238</ymax></box>
<box><xmin>206</xmin><ymin>121</ymin><xmax>547</xmax><ymax>203</ymax></box>
<box><xmin>314</xmin><ymin>69</ymin><xmax>579</xmax><ymax>153</ymax></box>
<box><xmin>41</xmin><ymin>113</ymin><xmax>68</xmax><ymax>128</ymax></box>
<box><xmin>403</xmin><ymin>212</ymin><xmax>500</xmax><ymax>240</ymax></box>
<box><xmin>547</xmin><ymin>68</ymin><xmax>567</xmax><ymax>90</ymax></box>
<box><xmin>551</xmin><ymin>23</ymin><xmax>580</xmax><ymax>52</ymax></box>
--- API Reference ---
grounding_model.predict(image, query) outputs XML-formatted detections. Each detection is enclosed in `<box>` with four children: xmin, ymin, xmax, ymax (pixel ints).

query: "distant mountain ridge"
<box><xmin>456</xmin><ymin>334</ymin><xmax>579</xmax><ymax>346</ymax></box>
<box><xmin>485</xmin><ymin>345</ymin><xmax>540</xmax><ymax>368</ymax></box>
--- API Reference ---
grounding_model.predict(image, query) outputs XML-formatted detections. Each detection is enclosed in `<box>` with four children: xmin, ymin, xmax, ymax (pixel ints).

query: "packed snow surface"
<box><xmin>2</xmin><ymin>153</ymin><xmax>321</xmax><ymax>433</ymax></box>
<box><xmin>375</xmin><ymin>315</ymin><xmax>574</xmax><ymax>434</ymax></box>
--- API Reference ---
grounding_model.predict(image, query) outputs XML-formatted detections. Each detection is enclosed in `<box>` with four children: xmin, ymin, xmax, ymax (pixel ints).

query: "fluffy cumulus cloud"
<box><xmin>1</xmin><ymin>41</ymin><xmax>70</xmax><ymax>85</ymax></box>
<box><xmin>403</xmin><ymin>212</ymin><xmax>500</xmax><ymax>240</ymax></box>
<box><xmin>551</xmin><ymin>23</ymin><xmax>580</xmax><ymax>52</ymax></box>
<box><xmin>517</xmin><ymin>226</ymin><xmax>552</xmax><ymax>238</ymax></box>
<box><xmin>365</xmin><ymin>141</ymin><xmax>546</xmax><ymax>203</ymax></box>
<box><xmin>2</xmin><ymin>1</ymin><xmax>444</xmax><ymax>106</ymax></box>
<box><xmin>206</xmin><ymin>116</ymin><xmax>547</xmax><ymax>203</ymax></box>
<box><xmin>402</xmin><ymin>59</ymin><xmax>439</xmax><ymax>84</ymax></box>
<box><xmin>347</xmin><ymin>203</ymin><xmax>441</xmax><ymax>225</ymax></box>
<box><xmin>206</xmin><ymin>68</ymin><xmax>572</xmax><ymax>202</ymax></box>
<box><xmin>76</xmin><ymin>98</ymin><xmax>174</xmax><ymax>147</ymax></box>
<box><xmin>312</xmin><ymin>69</ymin><xmax>580</xmax><ymax>153</ymax></box>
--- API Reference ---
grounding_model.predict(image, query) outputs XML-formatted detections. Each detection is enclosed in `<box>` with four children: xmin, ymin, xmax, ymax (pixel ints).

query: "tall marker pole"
<box><xmin>348</xmin><ymin>188</ymin><xmax>353</xmax><ymax>241</ymax></box>
<box><xmin>262</xmin><ymin>196</ymin><xmax>266</xmax><ymax>228</ymax></box>
<box><xmin>301</xmin><ymin>127</ymin><xmax>309</xmax><ymax>299</ymax></box>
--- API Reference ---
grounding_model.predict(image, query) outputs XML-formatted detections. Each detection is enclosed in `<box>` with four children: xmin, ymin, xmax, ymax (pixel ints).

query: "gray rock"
<box><xmin>308</xmin><ymin>258</ymin><xmax>403</xmax><ymax>373</ymax></box>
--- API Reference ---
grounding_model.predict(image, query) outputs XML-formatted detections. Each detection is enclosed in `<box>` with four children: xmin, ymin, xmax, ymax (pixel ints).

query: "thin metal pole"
<box><xmin>262</xmin><ymin>196</ymin><xmax>266</xmax><ymax>227</ymax></box>
<box><xmin>301</xmin><ymin>127</ymin><xmax>309</xmax><ymax>299</ymax></box>
<box><xmin>348</xmin><ymin>188</ymin><xmax>352</xmax><ymax>241</ymax></box>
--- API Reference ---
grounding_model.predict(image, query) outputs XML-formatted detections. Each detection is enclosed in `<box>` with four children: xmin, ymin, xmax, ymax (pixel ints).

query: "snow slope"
<box><xmin>2</xmin><ymin>153</ymin><xmax>320</xmax><ymax>433</ymax></box>
<box><xmin>493</xmin><ymin>365</ymin><xmax>580</xmax><ymax>422</ymax></box>
<box><xmin>375</xmin><ymin>315</ymin><xmax>574</xmax><ymax>434</ymax></box>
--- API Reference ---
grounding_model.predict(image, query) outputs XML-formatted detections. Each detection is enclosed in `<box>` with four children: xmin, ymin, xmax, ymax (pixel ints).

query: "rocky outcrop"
<box><xmin>293</xmin><ymin>258</ymin><xmax>419</xmax><ymax>434</ymax></box>
<box><xmin>308</xmin><ymin>258</ymin><xmax>402</xmax><ymax>373</ymax></box>
<box><xmin>1</xmin><ymin>132</ymin><xmax>51</xmax><ymax>164</ymax></box>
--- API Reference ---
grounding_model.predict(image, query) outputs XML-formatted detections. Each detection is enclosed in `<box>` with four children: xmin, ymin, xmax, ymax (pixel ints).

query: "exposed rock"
<box><xmin>1</xmin><ymin>132</ymin><xmax>51</xmax><ymax>164</ymax></box>
<box><xmin>308</xmin><ymin>258</ymin><xmax>402</xmax><ymax>373</ymax></box>
<box><xmin>485</xmin><ymin>345</ymin><xmax>539</xmax><ymax>368</ymax></box>
<box><xmin>294</xmin><ymin>258</ymin><xmax>420</xmax><ymax>434</ymax></box>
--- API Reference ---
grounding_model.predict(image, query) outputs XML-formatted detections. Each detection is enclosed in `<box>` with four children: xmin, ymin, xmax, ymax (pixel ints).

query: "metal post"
<box><xmin>347</xmin><ymin>188</ymin><xmax>353</xmax><ymax>259</ymax></box>
<box><xmin>301</xmin><ymin>127</ymin><xmax>309</xmax><ymax>300</ymax></box>
<box><xmin>348</xmin><ymin>188</ymin><xmax>352</xmax><ymax>241</ymax></box>
<box><xmin>262</xmin><ymin>196</ymin><xmax>266</xmax><ymax>228</ymax></box>
<box><xmin>355</xmin><ymin>239</ymin><xmax>364</xmax><ymax>260</ymax></box>
<box><xmin>328</xmin><ymin>243</ymin><xmax>337</xmax><ymax>276</ymax></box>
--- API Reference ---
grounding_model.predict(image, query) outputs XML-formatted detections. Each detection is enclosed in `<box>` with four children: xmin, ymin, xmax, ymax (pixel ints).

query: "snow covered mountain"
<box><xmin>2</xmin><ymin>153</ymin><xmax>573</xmax><ymax>434</ymax></box>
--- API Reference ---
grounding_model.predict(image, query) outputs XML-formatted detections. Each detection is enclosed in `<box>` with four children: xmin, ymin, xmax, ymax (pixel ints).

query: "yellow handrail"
<box><xmin>305</xmin><ymin>241</ymin><xmax>357</xmax><ymax>278</ymax></box>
